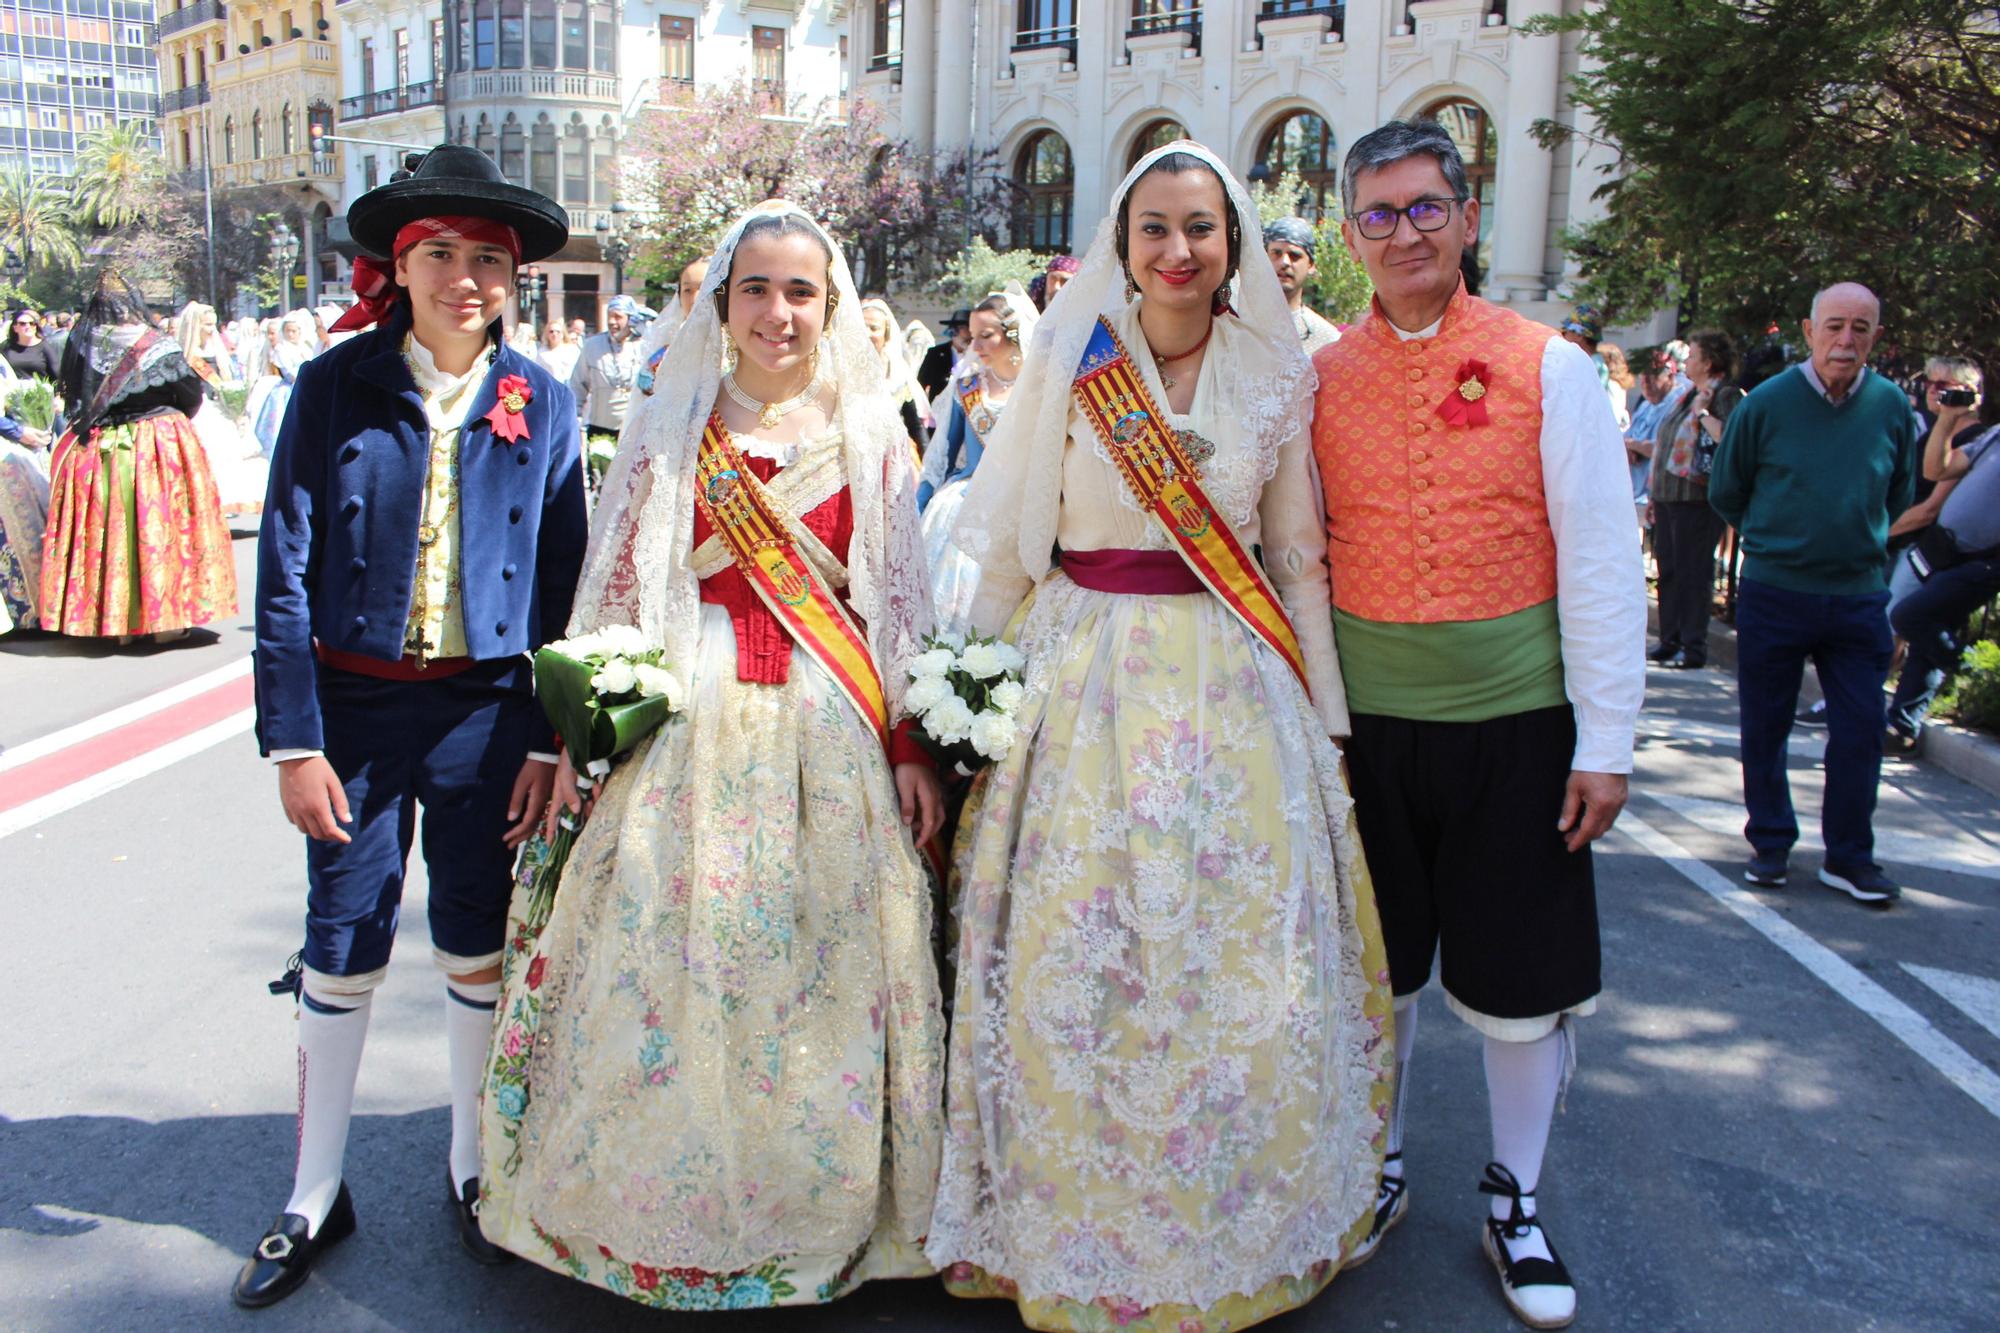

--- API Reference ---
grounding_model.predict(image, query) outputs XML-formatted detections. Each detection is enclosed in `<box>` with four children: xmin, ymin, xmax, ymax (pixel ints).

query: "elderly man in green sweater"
<box><xmin>1709</xmin><ymin>281</ymin><xmax>1915</xmax><ymax>905</ymax></box>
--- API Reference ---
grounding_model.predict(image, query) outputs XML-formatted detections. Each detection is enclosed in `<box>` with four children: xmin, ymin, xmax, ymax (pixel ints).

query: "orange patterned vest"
<box><xmin>1312</xmin><ymin>287</ymin><xmax>1558</xmax><ymax>624</ymax></box>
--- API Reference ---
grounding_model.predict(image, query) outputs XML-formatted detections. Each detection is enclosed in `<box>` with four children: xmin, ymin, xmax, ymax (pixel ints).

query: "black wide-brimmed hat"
<box><xmin>346</xmin><ymin>143</ymin><xmax>569</xmax><ymax>263</ymax></box>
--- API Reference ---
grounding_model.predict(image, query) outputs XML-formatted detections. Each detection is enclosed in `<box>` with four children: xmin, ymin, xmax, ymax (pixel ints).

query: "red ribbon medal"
<box><xmin>486</xmin><ymin>374</ymin><xmax>533</xmax><ymax>443</ymax></box>
<box><xmin>1435</xmin><ymin>358</ymin><xmax>1491</xmax><ymax>428</ymax></box>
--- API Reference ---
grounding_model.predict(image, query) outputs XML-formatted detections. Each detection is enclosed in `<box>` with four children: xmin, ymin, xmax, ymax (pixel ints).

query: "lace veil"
<box><xmin>952</xmin><ymin>140</ymin><xmax>1314</xmax><ymax>581</ymax></box>
<box><xmin>568</xmin><ymin>200</ymin><xmax>933</xmax><ymax>718</ymax></box>
<box><xmin>917</xmin><ymin>281</ymin><xmax>1039</xmax><ymax>495</ymax></box>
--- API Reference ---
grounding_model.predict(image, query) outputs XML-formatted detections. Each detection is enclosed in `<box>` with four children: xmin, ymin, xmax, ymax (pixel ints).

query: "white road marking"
<box><xmin>1904</xmin><ymin>964</ymin><xmax>2000</xmax><ymax>1046</ymax></box>
<box><xmin>1617</xmin><ymin>810</ymin><xmax>2000</xmax><ymax>1122</ymax></box>
<box><xmin>1648</xmin><ymin>791</ymin><xmax>2000</xmax><ymax>881</ymax></box>
<box><xmin>0</xmin><ymin>655</ymin><xmax>253</xmax><ymax>773</ymax></box>
<box><xmin>0</xmin><ymin>709</ymin><xmax>255</xmax><ymax>841</ymax></box>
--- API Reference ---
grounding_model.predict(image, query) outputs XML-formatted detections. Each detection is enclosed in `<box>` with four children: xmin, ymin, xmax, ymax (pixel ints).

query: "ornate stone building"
<box><xmin>855</xmin><ymin>0</ymin><xmax>1635</xmax><ymax>329</ymax></box>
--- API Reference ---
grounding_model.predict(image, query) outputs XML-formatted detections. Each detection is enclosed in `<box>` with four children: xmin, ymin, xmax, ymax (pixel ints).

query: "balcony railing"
<box><xmin>1129</xmin><ymin>2</ymin><xmax>1201</xmax><ymax>38</ymax></box>
<box><xmin>161</xmin><ymin>82</ymin><xmax>210</xmax><ymax>111</ymax></box>
<box><xmin>449</xmin><ymin>70</ymin><xmax>620</xmax><ymax>103</ymax></box>
<box><xmin>338</xmin><ymin>79</ymin><xmax>439</xmax><ymax>122</ymax></box>
<box><xmin>215</xmin><ymin>39</ymin><xmax>339</xmax><ymax>86</ymax></box>
<box><xmin>1257</xmin><ymin>0</ymin><xmax>1346</xmax><ymax>36</ymax></box>
<box><xmin>1013</xmin><ymin>22</ymin><xmax>1078</xmax><ymax>51</ymax></box>
<box><xmin>213</xmin><ymin>149</ymin><xmax>340</xmax><ymax>190</ymax></box>
<box><xmin>157</xmin><ymin>0</ymin><xmax>226</xmax><ymax>38</ymax></box>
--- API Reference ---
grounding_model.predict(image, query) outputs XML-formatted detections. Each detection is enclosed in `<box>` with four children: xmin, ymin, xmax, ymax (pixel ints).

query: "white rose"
<box><xmin>989</xmin><ymin>679</ymin><xmax>1026</xmax><ymax>714</ymax></box>
<box><xmin>903</xmin><ymin>675</ymin><xmax>953</xmax><ymax>714</ymax></box>
<box><xmin>591</xmin><ymin>658</ymin><xmax>638</xmax><ymax>695</ymax></box>
<box><xmin>925</xmin><ymin>694</ymin><xmax>975</xmax><ymax>744</ymax></box>
<box><xmin>958</xmin><ymin>641</ymin><xmax>1006</xmax><ymax>680</ymax></box>
<box><xmin>910</xmin><ymin>648</ymin><xmax>956</xmax><ymax>680</ymax></box>
<box><xmin>555</xmin><ymin>631</ymin><xmax>605</xmax><ymax>661</ymax></box>
<box><xmin>600</xmin><ymin>624</ymin><xmax>649</xmax><ymax>658</ymax></box>
<box><xmin>969</xmin><ymin>710</ymin><xmax>1018</xmax><ymax>760</ymax></box>
<box><xmin>631</xmin><ymin>663</ymin><xmax>685</xmax><ymax>709</ymax></box>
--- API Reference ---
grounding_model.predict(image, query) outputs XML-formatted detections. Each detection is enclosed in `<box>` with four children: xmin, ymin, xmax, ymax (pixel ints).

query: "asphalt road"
<box><xmin>3</xmin><ymin>545</ymin><xmax>1997</xmax><ymax>1331</ymax></box>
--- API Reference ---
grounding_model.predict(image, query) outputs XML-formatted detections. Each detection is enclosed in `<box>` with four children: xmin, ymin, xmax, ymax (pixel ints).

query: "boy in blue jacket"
<box><xmin>236</xmin><ymin>146</ymin><xmax>586</xmax><ymax>1307</ymax></box>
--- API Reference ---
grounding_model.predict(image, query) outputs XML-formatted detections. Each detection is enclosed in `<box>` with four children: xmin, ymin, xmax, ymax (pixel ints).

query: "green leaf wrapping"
<box><xmin>533</xmin><ymin>646</ymin><xmax>677</xmax><ymax>773</ymax></box>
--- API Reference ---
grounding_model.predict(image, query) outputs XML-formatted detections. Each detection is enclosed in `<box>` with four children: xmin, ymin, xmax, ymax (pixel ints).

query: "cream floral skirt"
<box><xmin>480</xmin><ymin>604</ymin><xmax>945</xmax><ymax>1309</ymax></box>
<box><xmin>922</xmin><ymin>477</ymin><xmax>984</xmax><ymax>636</ymax></box>
<box><xmin>925</xmin><ymin>576</ymin><xmax>1395</xmax><ymax>1332</ymax></box>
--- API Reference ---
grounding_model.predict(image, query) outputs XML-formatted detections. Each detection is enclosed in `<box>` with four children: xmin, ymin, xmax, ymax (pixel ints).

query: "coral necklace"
<box><xmin>1152</xmin><ymin>320</ymin><xmax>1213</xmax><ymax>391</ymax></box>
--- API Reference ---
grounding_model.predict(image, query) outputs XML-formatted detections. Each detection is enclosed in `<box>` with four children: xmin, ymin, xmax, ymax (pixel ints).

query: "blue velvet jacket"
<box><xmin>254</xmin><ymin>306</ymin><xmax>587</xmax><ymax>754</ymax></box>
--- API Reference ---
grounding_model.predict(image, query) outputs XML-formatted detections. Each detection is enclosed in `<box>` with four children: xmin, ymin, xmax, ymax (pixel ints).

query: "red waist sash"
<box><xmin>314</xmin><ymin>641</ymin><xmax>475</xmax><ymax>680</ymax></box>
<box><xmin>1061</xmin><ymin>548</ymin><xmax>1206</xmax><ymax>596</ymax></box>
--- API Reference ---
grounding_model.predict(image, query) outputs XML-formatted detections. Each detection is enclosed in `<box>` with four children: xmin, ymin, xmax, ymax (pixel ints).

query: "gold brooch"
<box><xmin>502</xmin><ymin>391</ymin><xmax>527</xmax><ymax>413</ymax></box>
<box><xmin>1458</xmin><ymin>378</ymin><xmax>1487</xmax><ymax>403</ymax></box>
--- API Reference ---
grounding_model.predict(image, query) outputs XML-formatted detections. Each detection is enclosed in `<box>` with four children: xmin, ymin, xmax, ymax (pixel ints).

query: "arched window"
<box><xmin>1421</xmin><ymin>97</ymin><xmax>1497</xmax><ymax>273</ymax></box>
<box><xmin>280</xmin><ymin>103</ymin><xmax>294</xmax><ymax>155</ymax></box>
<box><xmin>1012</xmin><ymin>129</ymin><xmax>1072</xmax><ymax>251</ymax></box>
<box><xmin>1126</xmin><ymin>117</ymin><xmax>1185</xmax><ymax>169</ymax></box>
<box><xmin>1254</xmin><ymin>110</ymin><xmax>1336</xmax><ymax>220</ymax></box>
<box><xmin>475</xmin><ymin>113</ymin><xmax>497</xmax><ymax>164</ymax></box>
<box><xmin>500</xmin><ymin>113</ymin><xmax>525</xmax><ymax>184</ymax></box>
<box><xmin>222</xmin><ymin>116</ymin><xmax>235</xmax><ymax>163</ymax></box>
<box><xmin>563</xmin><ymin>115</ymin><xmax>589</xmax><ymax>202</ymax></box>
<box><xmin>530</xmin><ymin>114</ymin><xmax>557</xmax><ymax>195</ymax></box>
<box><xmin>250</xmin><ymin>109</ymin><xmax>263</xmax><ymax>159</ymax></box>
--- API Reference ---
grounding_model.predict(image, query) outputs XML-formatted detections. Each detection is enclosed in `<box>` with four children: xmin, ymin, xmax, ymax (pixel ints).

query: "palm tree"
<box><xmin>0</xmin><ymin>167</ymin><xmax>82</xmax><ymax>275</ymax></box>
<box><xmin>72</xmin><ymin>123</ymin><xmax>165</xmax><ymax>229</ymax></box>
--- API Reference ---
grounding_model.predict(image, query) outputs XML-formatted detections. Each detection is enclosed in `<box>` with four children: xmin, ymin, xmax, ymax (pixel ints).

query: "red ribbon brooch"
<box><xmin>1435</xmin><ymin>359</ymin><xmax>1491</xmax><ymax>428</ymax></box>
<box><xmin>485</xmin><ymin>374</ymin><xmax>533</xmax><ymax>443</ymax></box>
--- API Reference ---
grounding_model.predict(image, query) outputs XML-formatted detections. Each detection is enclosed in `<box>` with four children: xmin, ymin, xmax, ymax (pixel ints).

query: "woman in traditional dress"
<box><xmin>916</xmin><ymin>286</ymin><xmax>1035</xmax><ymax>635</ymax></box>
<box><xmin>39</xmin><ymin>272</ymin><xmax>237</xmax><ymax>642</ymax></box>
<box><xmin>861</xmin><ymin>296</ymin><xmax>930</xmax><ymax>462</ymax></box>
<box><xmin>925</xmin><ymin>142</ymin><xmax>1394</xmax><ymax>1332</ymax></box>
<box><xmin>479</xmin><ymin>201</ymin><xmax>949</xmax><ymax>1311</ymax></box>
<box><xmin>0</xmin><ymin>420</ymin><xmax>50</xmax><ymax>634</ymax></box>
<box><xmin>249</xmin><ymin>310</ymin><xmax>315</xmax><ymax>454</ymax></box>
<box><xmin>176</xmin><ymin>302</ymin><xmax>268</xmax><ymax>517</ymax></box>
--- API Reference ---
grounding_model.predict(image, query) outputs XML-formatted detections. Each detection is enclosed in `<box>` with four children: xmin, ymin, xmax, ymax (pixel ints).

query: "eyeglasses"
<box><xmin>12</xmin><ymin>318</ymin><xmax>34</xmax><ymax>326</ymax></box>
<box><xmin>1926</xmin><ymin>379</ymin><xmax>1971</xmax><ymax>391</ymax></box>
<box><xmin>1351</xmin><ymin>198</ymin><xmax>1461</xmax><ymax>241</ymax></box>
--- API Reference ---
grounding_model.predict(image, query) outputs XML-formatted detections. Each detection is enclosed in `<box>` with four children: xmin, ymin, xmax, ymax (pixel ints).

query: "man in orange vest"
<box><xmin>1310</xmin><ymin>120</ymin><xmax>1646</xmax><ymax>1330</ymax></box>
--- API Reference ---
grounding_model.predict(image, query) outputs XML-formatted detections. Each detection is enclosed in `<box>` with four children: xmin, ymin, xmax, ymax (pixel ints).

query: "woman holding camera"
<box><xmin>1647</xmin><ymin>330</ymin><xmax>1741</xmax><ymax>669</ymax></box>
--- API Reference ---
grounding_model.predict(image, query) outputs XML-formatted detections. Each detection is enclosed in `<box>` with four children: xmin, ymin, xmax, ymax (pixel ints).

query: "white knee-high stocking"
<box><xmin>1483</xmin><ymin>1023</ymin><xmax>1571</xmax><ymax>1262</ymax></box>
<box><xmin>285</xmin><ymin>989</ymin><xmax>373</xmax><ymax>1235</ymax></box>
<box><xmin>445</xmin><ymin>979</ymin><xmax>501</xmax><ymax>1192</ymax></box>
<box><xmin>1385</xmin><ymin>995</ymin><xmax>1419</xmax><ymax>1177</ymax></box>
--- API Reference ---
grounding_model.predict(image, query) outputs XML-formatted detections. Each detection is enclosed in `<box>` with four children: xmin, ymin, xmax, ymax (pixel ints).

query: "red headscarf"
<box><xmin>329</xmin><ymin>214</ymin><xmax>524</xmax><ymax>332</ymax></box>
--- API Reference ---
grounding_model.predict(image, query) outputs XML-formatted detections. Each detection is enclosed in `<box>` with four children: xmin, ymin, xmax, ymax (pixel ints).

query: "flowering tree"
<box><xmin>619</xmin><ymin>83</ymin><xmax>1006</xmax><ymax>297</ymax></box>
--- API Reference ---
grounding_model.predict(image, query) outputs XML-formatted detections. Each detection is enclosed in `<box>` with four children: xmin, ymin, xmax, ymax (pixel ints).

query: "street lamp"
<box><xmin>594</xmin><ymin>201</ymin><xmax>633</xmax><ymax>297</ymax></box>
<box><xmin>271</xmin><ymin>227</ymin><xmax>300</xmax><ymax>314</ymax></box>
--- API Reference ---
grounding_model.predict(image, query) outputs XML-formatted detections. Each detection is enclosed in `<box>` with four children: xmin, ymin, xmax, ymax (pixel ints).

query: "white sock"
<box><xmin>445</xmin><ymin>979</ymin><xmax>501</xmax><ymax>1194</ymax></box>
<box><xmin>285</xmin><ymin>990</ymin><xmax>373</xmax><ymax>1235</ymax></box>
<box><xmin>1385</xmin><ymin>996</ymin><xmax>1419</xmax><ymax>1177</ymax></box>
<box><xmin>1484</xmin><ymin>1026</ymin><xmax>1568</xmax><ymax>1263</ymax></box>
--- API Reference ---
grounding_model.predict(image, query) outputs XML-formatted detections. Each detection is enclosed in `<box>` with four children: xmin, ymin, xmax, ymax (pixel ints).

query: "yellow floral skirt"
<box><xmin>925</xmin><ymin>577</ymin><xmax>1396</xmax><ymax>1332</ymax></box>
<box><xmin>480</xmin><ymin>605</ymin><xmax>946</xmax><ymax>1309</ymax></box>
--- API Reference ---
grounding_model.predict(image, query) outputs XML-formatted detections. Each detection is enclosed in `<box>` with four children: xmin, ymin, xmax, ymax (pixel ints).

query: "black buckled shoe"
<box><xmin>1342</xmin><ymin>1151</ymin><xmax>1410</xmax><ymax>1270</ymax></box>
<box><xmin>231</xmin><ymin>1183</ymin><xmax>356</xmax><ymax>1309</ymax></box>
<box><xmin>451</xmin><ymin>1174</ymin><xmax>513</xmax><ymax>1266</ymax></box>
<box><xmin>1478</xmin><ymin>1163</ymin><xmax>1576</xmax><ymax>1329</ymax></box>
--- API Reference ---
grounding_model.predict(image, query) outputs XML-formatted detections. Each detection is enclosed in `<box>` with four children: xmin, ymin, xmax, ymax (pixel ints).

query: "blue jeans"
<box><xmin>1734</xmin><ymin>578</ymin><xmax>1893</xmax><ymax>869</ymax></box>
<box><xmin>1887</xmin><ymin>551</ymin><xmax>2000</xmax><ymax>737</ymax></box>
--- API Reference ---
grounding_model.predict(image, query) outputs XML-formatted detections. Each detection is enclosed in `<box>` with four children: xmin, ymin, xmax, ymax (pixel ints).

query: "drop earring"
<box><xmin>721</xmin><ymin>337</ymin><xmax>739</xmax><ymax>375</ymax></box>
<box><xmin>1123</xmin><ymin>267</ymin><xmax>1138</xmax><ymax>304</ymax></box>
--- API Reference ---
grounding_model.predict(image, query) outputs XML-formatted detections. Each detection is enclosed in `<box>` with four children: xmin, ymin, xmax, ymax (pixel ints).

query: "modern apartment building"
<box><xmin>0</xmin><ymin>0</ymin><xmax>159</xmax><ymax>182</ymax></box>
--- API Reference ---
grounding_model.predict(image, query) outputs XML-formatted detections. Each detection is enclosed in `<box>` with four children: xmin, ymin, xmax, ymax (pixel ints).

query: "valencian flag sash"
<box><xmin>693</xmin><ymin>414</ymin><xmax>891</xmax><ymax>749</ymax></box>
<box><xmin>1071</xmin><ymin>318</ymin><xmax>1310</xmax><ymax>691</ymax></box>
<box><xmin>956</xmin><ymin>371</ymin><xmax>996</xmax><ymax>443</ymax></box>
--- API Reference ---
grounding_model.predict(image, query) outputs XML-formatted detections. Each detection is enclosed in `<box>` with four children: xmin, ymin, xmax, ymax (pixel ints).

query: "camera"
<box><xmin>1940</xmin><ymin>386</ymin><xmax>1977</xmax><ymax>407</ymax></box>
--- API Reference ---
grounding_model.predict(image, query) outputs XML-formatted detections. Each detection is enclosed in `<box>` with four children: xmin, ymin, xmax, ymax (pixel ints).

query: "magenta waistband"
<box><xmin>1061</xmin><ymin>549</ymin><xmax>1205</xmax><ymax>596</ymax></box>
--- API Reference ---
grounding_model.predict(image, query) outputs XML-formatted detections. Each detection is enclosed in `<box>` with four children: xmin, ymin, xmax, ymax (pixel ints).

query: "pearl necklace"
<box><xmin>723</xmin><ymin>367</ymin><xmax>824</xmax><ymax>430</ymax></box>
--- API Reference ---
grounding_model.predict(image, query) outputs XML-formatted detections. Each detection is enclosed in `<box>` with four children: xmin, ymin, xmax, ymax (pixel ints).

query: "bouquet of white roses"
<box><xmin>904</xmin><ymin>630</ymin><xmax>1028</xmax><ymax>775</ymax></box>
<box><xmin>517</xmin><ymin>625</ymin><xmax>686</xmax><ymax>929</ymax></box>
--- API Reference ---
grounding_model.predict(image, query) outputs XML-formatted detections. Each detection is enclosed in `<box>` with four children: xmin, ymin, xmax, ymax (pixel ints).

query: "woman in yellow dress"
<box><xmin>478</xmin><ymin>202</ymin><xmax>948</xmax><ymax>1309</ymax></box>
<box><xmin>925</xmin><ymin>141</ymin><xmax>1394</xmax><ymax>1331</ymax></box>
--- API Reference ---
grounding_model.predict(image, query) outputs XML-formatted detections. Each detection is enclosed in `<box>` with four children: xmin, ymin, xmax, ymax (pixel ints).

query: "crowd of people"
<box><xmin>0</xmin><ymin>113</ymin><xmax>1990</xmax><ymax>1333</ymax></box>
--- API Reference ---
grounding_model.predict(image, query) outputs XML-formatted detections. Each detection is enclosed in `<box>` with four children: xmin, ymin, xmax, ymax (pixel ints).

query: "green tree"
<box><xmin>73</xmin><ymin>123</ymin><xmax>166</xmax><ymax>229</ymax></box>
<box><xmin>0</xmin><ymin>167</ymin><xmax>82</xmax><ymax>279</ymax></box>
<box><xmin>1530</xmin><ymin>0</ymin><xmax>2000</xmax><ymax>372</ymax></box>
<box><xmin>935</xmin><ymin>238</ymin><xmax>1044</xmax><ymax>310</ymax></box>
